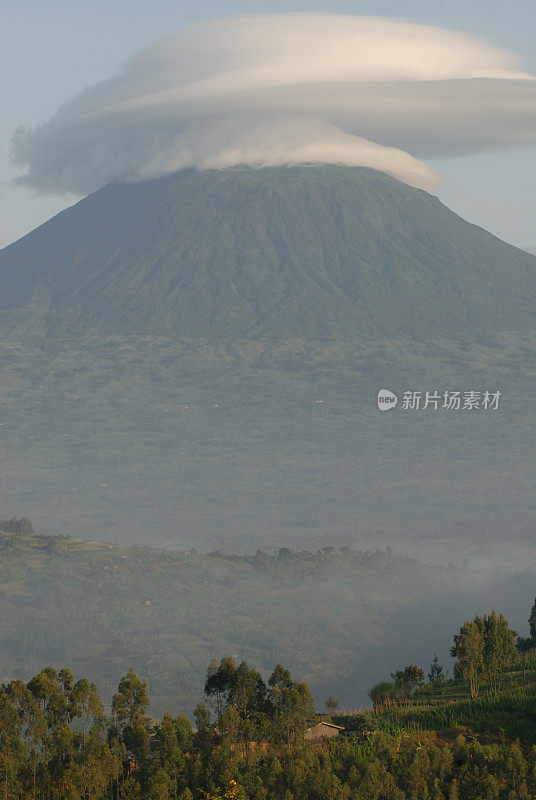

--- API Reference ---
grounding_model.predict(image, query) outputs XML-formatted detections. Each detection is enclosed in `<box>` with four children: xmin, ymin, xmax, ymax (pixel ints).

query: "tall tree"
<box><xmin>428</xmin><ymin>653</ymin><xmax>444</xmax><ymax>683</ymax></box>
<box><xmin>112</xmin><ymin>668</ymin><xmax>149</xmax><ymax>730</ymax></box>
<box><xmin>267</xmin><ymin>666</ymin><xmax>315</xmax><ymax>746</ymax></box>
<box><xmin>451</xmin><ymin>612</ymin><xmax>518</xmax><ymax>698</ymax></box>
<box><xmin>528</xmin><ymin>597</ymin><xmax>536</xmax><ymax>642</ymax></box>
<box><xmin>451</xmin><ymin>621</ymin><xmax>484</xmax><ymax>698</ymax></box>
<box><xmin>204</xmin><ymin>658</ymin><xmax>237</xmax><ymax>720</ymax></box>
<box><xmin>112</xmin><ymin>668</ymin><xmax>151</xmax><ymax>778</ymax></box>
<box><xmin>481</xmin><ymin>611</ymin><xmax>518</xmax><ymax>693</ymax></box>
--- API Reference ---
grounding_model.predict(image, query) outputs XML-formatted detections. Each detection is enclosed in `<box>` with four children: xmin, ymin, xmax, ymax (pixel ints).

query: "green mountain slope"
<box><xmin>1</xmin><ymin>166</ymin><xmax>535</xmax><ymax>340</ymax></box>
<box><xmin>1</xmin><ymin>166</ymin><xmax>535</xmax><ymax>553</ymax></box>
<box><xmin>1</xmin><ymin>335</ymin><xmax>535</xmax><ymax>552</ymax></box>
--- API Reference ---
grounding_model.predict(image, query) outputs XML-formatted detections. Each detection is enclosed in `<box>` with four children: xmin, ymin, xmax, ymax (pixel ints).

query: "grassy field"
<box><xmin>336</xmin><ymin>666</ymin><xmax>536</xmax><ymax>745</ymax></box>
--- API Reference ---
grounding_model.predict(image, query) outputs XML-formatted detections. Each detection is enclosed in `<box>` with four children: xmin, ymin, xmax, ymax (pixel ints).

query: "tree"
<box><xmin>368</xmin><ymin>681</ymin><xmax>393</xmax><ymax>710</ymax></box>
<box><xmin>4</xmin><ymin>659</ymin><xmax>536</xmax><ymax>799</ymax></box>
<box><xmin>27</xmin><ymin>667</ymin><xmax>69</xmax><ymax>730</ymax></box>
<box><xmin>228</xmin><ymin>661</ymin><xmax>266</xmax><ymax>723</ymax></box>
<box><xmin>112</xmin><ymin>668</ymin><xmax>149</xmax><ymax>730</ymax></box>
<box><xmin>268</xmin><ymin>664</ymin><xmax>293</xmax><ymax>691</ymax></box>
<box><xmin>0</xmin><ymin>684</ymin><xmax>27</xmax><ymax>800</ymax></box>
<box><xmin>517</xmin><ymin>636</ymin><xmax>533</xmax><ymax>679</ymax></box>
<box><xmin>111</xmin><ymin>668</ymin><xmax>151</xmax><ymax>771</ymax></box>
<box><xmin>0</xmin><ymin>517</ymin><xmax>33</xmax><ymax>535</ymax></box>
<box><xmin>71</xmin><ymin>678</ymin><xmax>105</xmax><ymax>749</ymax></box>
<box><xmin>481</xmin><ymin>611</ymin><xmax>518</xmax><ymax>693</ymax></box>
<box><xmin>200</xmin><ymin>780</ymin><xmax>245</xmax><ymax>800</ymax></box>
<box><xmin>204</xmin><ymin>657</ymin><xmax>237</xmax><ymax>719</ymax></box>
<box><xmin>193</xmin><ymin>702</ymin><xmax>211</xmax><ymax>732</ymax></box>
<box><xmin>204</xmin><ymin>657</ymin><xmax>267</xmax><ymax>746</ymax></box>
<box><xmin>120</xmin><ymin>775</ymin><xmax>143</xmax><ymax>800</ymax></box>
<box><xmin>325</xmin><ymin>696</ymin><xmax>339</xmax><ymax>713</ymax></box>
<box><xmin>451</xmin><ymin>611</ymin><xmax>518</xmax><ymax>698</ymax></box>
<box><xmin>390</xmin><ymin>665</ymin><xmax>425</xmax><ymax>699</ymax></box>
<box><xmin>277</xmin><ymin>548</ymin><xmax>293</xmax><ymax>560</ymax></box>
<box><xmin>428</xmin><ymin>653</ymin><xmax>444</xmax><ymax>683</ymax></box>
<box><xmin>151</xmin><ymin>712</ymin><xmax>184</xmax><ymax>785</ymax></box>
<box><xmin>266</xmin><ymin>666</ymin><xmax>315</xmax><ymax>746</ymax></box>
<box><xmin>450</xmin><ymin>621</ymin><xmax>484</xmax><ymax>698</ymax></box>
<box><xmin>529</xmin><ymin>597</ymin><xmax>536</xmax><ymax>642</ymax></box>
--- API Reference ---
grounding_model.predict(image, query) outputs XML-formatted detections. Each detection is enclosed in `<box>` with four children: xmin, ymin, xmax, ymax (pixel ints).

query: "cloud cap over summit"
<box><xmin>12</xmin><ymin>14</ymin><xmax>536</xmax><ymax>195</ymax></box>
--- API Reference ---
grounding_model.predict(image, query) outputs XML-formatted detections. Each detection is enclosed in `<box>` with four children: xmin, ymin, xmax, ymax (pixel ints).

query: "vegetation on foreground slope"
<box><xmin>0</xmin><ymin>523</ymin><xmax>462</xmax><ymax>714</ymax></box>
<box><xmin>3</xmin><ymin>599</ymin><xmax>536</xmax><ymax>800</ymax></box>
<box><xmin>338</xmin><ymin>606</ymin><xmax>536</xmax><ymax>747</ymax></box>
<box><xmin>2</xmin><ymin>521</ymin><xmax>535</xmax><ymax>715</ymax></box>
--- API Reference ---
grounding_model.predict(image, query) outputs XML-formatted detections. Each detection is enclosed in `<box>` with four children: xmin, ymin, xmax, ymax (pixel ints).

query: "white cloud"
<box><xmin>12</xmin><ymin>14</ymin><xmax>536</xmax><ymax>195</ymax></box>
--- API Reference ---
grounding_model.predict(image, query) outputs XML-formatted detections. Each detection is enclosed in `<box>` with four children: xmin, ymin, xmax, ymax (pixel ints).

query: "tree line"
<box><xmin>0</xmin><ymin>658</ymin><xmax>319</xmax><ymax>800</ymax></box>
<box><xmin>368</xmin><ymin>602</ymin><xmax>536</xmax><ymax>708</ymax></box>
<box><xmin>2</xmin><ymin>657</ymin><xmax>536</xmax><ymax>800</ymax></box>
<box><xmin>0</xmin><ymin>517</ymin><xmax>33</xmax><ymax>536</ymax></box>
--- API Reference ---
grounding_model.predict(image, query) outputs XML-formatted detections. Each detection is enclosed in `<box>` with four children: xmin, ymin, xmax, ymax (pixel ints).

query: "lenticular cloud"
<box><xmin>12</xmin><ymin>14</ymin><xmax>536</xmax><ymax>195</ymax></box>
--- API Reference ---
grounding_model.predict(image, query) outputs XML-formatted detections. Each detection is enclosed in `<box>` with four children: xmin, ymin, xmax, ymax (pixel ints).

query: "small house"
<box><xmin>305</xmin><ymin>722</ymin><xmax>345</xmax><ymax>742</ymax></box>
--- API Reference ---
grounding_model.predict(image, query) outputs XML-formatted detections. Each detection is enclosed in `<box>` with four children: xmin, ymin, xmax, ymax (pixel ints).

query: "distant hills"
<box><xmin>1</xmin><ymin>166</ymin><xmax>535</xmax><ymax>341</ymax></box>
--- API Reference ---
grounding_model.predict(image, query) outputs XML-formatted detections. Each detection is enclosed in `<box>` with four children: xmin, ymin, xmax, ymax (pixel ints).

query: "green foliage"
<box><xmin>451</xmin><ymin>612</ymin><xmax>518</xmax><ymax>698</ymax></box>
<box><xmin>528</xmin><ymin>598</ymin><xmax>536</xmax><ymax>642</ymax></box>
<box><xmin>265</xmin><ymin>664</ymin><xmax>316</xmax><ymax>746</ymax></box>
<box><xmin>0</xmin><ymin>667</ymin><xmax>121</xmax><ymax>800</ymax></box>
<box><xmin>390</xmin><ymin>665</ymin><xmax>425</xmax><ymax>699</ymax></box>
<box><xmin>428</xmin><ymin>653</ymin><xmax>444</xmax><ymax>684</ymax></box>
<box><xmin>451</xmin><ymin>621</ymin><xmax>484</xmax><ymax>699</ymax></box>
<box><xmin>3</xmin><ymin>653</ymin><xmax>536</xmax><ymax>799</ymax></box>
<box><xmin>205</xmin><ymin>657</ymin><xmax>269</xmax><ymax>743</ymax></box>
<box><xmin>324</xmin><ymin>696</ymin><xmax>339</xmax><ymax>713</ymax></box>
<box><xmin>0</xmin><ymin>530</ymin><xmax>489</xmax><ymax>714</ymax></box>
<box><xmin>0</xmin><ymin>517</ymin><xmax>33</xmax><ymax>535</ymax></box>
<box><xmin>200</xmin><ymin>780</ymin><xmax>245</xmax><ymax>800</ymax></box>
<box><xmin>365</xmin><ymin>683</ymin><xmax>536</xmax><ymax>745</ymax></box>
<box><xmin>358</xmin><ymin>601</ymin><xmax>536</xmax><ymax>750</ymax></box>
<box><xmin>368</xmin><ymin>682</ymin><xmax>394</xmax><ymax>710</ymax></box>
<box><xmin>112</xmin><ymin>667</ymin><xmax>149</xmax><ymax>728</ymax></box>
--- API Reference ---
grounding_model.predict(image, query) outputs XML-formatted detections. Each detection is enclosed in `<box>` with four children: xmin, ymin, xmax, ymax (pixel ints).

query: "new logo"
<box><xmin>377</xmin><ymin>389</ymin><xmax>398</xmax><ymax>411</ymax></box>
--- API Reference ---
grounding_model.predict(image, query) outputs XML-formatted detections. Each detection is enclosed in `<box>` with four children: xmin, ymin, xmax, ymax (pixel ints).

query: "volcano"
<box><xmin>2</xmin><ymin>165</ymin><xmax>535</xmax><ymax>341</ymax></box>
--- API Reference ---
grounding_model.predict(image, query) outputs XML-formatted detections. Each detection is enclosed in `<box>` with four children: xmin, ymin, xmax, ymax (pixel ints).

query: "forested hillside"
<box><xmin>1</xmin><ymin>523</ymin><xmax>535</xmax><ymax>715</ymax></box>
<box><xmin>4</xmin><ymin>603</ymin><xmax>536</xmax><ymax>800</ymax></box>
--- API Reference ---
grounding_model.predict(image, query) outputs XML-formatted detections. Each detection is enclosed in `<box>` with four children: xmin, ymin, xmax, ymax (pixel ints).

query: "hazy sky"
<box><xmin>2</xmin><ymin>0</ymin><xmax>535</xmax><ymax>248</ymax></box>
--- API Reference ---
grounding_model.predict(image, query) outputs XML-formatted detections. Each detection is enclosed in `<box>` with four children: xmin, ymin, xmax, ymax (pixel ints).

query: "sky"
<box><xmin>2</xmin><ymin>0</ymin><xmax>536</xmax><ymax>249</ymax></box>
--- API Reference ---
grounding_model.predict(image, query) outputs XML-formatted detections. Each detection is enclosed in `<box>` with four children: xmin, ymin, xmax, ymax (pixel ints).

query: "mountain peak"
<box><xmin>2</xmin><ymin>165</ymin><xmax>535</xmax><ymax>340</ymax></box>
